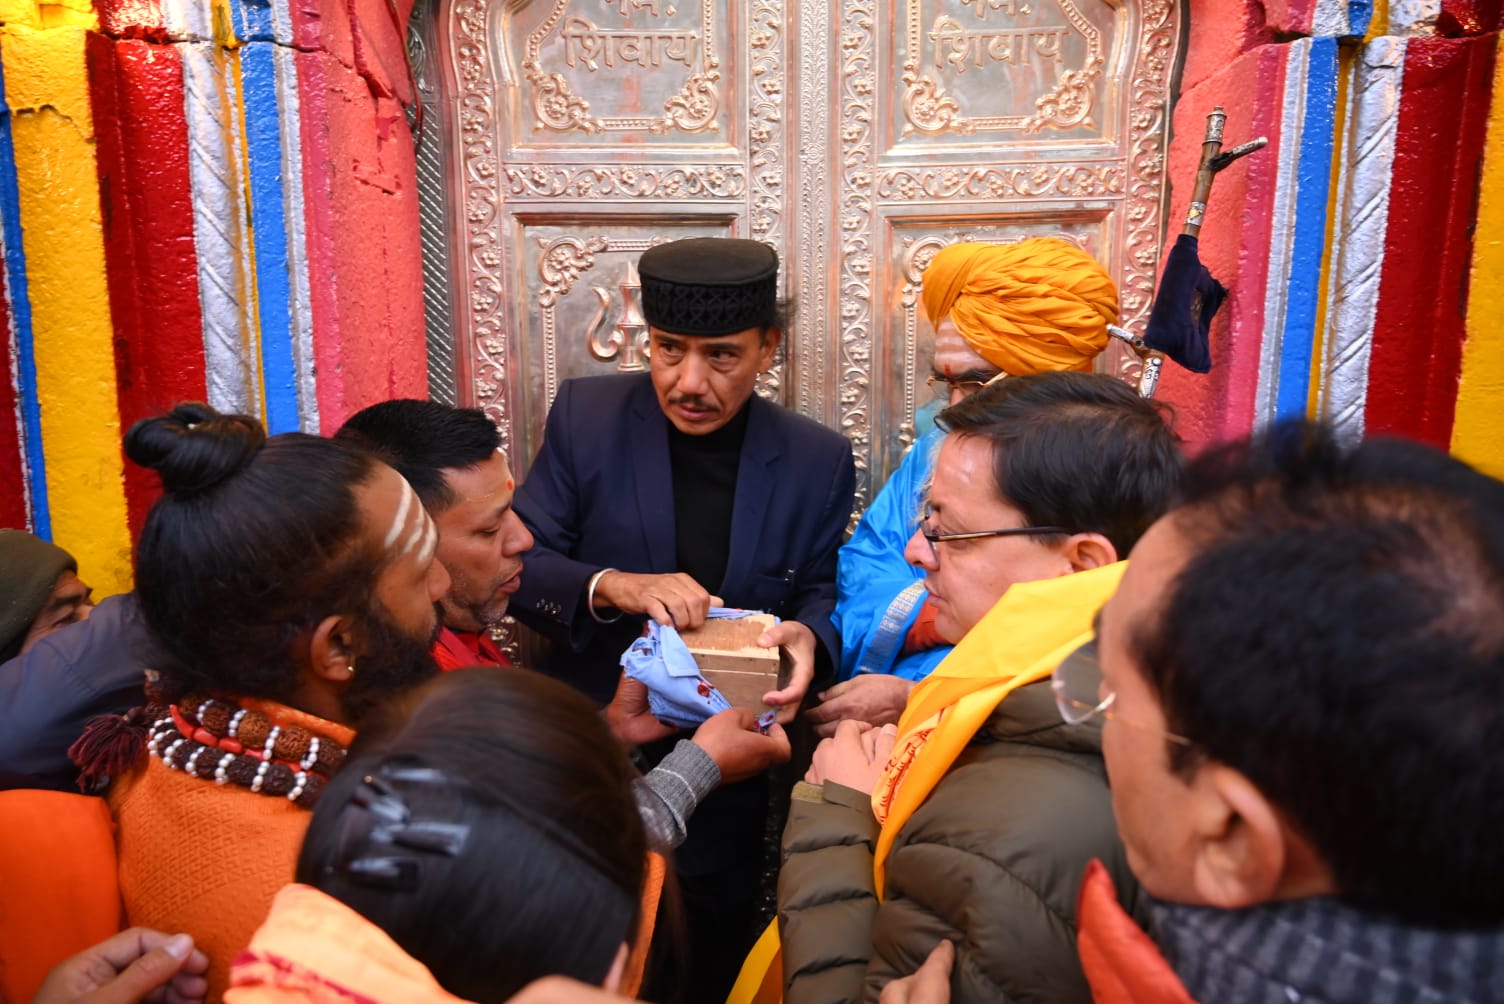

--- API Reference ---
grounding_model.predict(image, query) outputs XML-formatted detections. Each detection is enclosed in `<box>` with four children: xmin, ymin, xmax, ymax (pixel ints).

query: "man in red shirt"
<box><xmin>338</xmin><ymin>401</ymin><xmax>532</xmax><ymax>672</ymax></box>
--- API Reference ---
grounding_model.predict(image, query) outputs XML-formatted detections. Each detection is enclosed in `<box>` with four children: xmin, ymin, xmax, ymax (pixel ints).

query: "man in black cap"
<box><xmin>512</xmin><ymin>236</ymin><xmax>855</xmax><ymax>1000</ymax></box>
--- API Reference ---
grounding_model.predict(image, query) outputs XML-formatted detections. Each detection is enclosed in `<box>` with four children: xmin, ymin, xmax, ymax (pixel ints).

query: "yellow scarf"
<box><xmin>870</xmin><ymin>562</ymin><xmax>1125</xmax><ymax>889</ymax></box>
<box><xmin>730</xmin><ymin>563</ymin><xmax>1126</xmax><ymax>1003</ymax></box>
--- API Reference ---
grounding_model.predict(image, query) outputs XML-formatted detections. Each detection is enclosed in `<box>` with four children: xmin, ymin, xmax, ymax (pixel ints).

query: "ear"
<box><xmin>1063</xmin><ymin>531</ymin><xmax>1118</xmax><ymax>571</ymax></box>
<box><xmin>1188</xmin><ymin>764</ymin><xmax>1288</xmax><ymax>910</ymax></box>
<box><xmin>308</xmin><ymin>613</ymin><xmax>359</xmax><ymax>683</ymax></box>
<box><xmin>758</xmin><ymin>327</ymin><xmax>783</xmax><ymax>370</ymax></box>
<box><xmin>602</xmin><ymin>942</ymin><xmax>630</xmax><ymax>993</ymax></box>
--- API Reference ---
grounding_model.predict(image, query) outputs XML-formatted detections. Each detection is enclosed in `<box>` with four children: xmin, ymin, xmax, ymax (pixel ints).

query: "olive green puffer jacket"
<box><xmin>777</xmin><ymin>680</ymin><xmax>1146</xmax><ymax>1004</ymax></box>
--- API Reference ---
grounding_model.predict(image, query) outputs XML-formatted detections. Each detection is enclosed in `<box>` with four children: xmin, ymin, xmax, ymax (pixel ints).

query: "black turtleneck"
<box><xmin>668</xmin><ymin>402</ymin><xmax>750</xmax><ymax>593</ymax></box>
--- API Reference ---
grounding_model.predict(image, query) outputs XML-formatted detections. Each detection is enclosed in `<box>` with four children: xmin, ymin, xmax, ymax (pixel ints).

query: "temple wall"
<box><xmin>0</xmin><ymin>0</ymin><xmax>426</xmax><ymax>593</ymax></box>
<box><xmin>1157</xmin><ymin>0</ymin><xmax>1504</xmax><ymax>479</ymax></box>
<box><xmin>1</xmin><ymin>0</ymin><xmax>1502</xmax><ymax>591</ymax></box>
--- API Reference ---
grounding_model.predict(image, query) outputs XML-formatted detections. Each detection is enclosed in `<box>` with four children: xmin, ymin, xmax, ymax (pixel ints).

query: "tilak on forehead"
<box><xmin>383</xmin><ymin>480</ymin><xmax>437</xmax><ymax>563</ymax></box>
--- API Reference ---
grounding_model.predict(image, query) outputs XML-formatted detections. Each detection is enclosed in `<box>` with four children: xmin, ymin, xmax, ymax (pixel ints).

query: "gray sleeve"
<box><xmin>632</xmin><ymin>739</ymin><xmax>721</xmax><ymax>850</ymax></box>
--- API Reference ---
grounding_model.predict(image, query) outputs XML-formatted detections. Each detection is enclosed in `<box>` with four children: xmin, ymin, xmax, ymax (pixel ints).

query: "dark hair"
<box><xmin>336</xmin><ymin>400</ymin><xmax>501</xmax><ymax>513</ymax></box>
<box><xmin>298</xmin><ymin>668</ymin><xmax>647</xmax><ymax>1001</ymax></box>
<box><xmin>1134</xmin><ymin>421</ymin><xmax>1504</xmax><ymax>926</ymax></box>
<box><xmin>125</xmin><ymin>402</ymin><xmax>384</xmax><ymax>703</ymax></box>
<box><xmin>938</xmin><ymin>372</ymin><xmax>1182</xmax><ymax>556</ymax></box>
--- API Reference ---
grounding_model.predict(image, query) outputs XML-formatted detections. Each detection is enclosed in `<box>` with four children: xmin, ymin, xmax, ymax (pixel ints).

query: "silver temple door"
<box><xmin>431</xmin><ymin>0</ymin><xmax>1184</xmax><ymax>506</ymax></box>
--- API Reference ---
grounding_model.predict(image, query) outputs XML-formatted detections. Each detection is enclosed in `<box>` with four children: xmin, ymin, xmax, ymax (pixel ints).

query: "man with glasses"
<box><xmin>773</xmin><ymin>371</ymin><xmax>1180</xmax><ymax>1004</ymax></box>
<box><xmin>820</xmin><ymin>239</ymin><xmax>1117</xmax><ymax>732</ymax></box>
<box><xmin>1062</xmin><ymin>423</ymin><xmax>1504</xmax><ymax>1003</ymax></box>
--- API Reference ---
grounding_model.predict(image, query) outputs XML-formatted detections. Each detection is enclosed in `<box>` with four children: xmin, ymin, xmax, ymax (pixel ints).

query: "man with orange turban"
<box><xmin>808</xmin><ymin>238</ymin><xmax>1116</xmax><ymax>734</ymax></box>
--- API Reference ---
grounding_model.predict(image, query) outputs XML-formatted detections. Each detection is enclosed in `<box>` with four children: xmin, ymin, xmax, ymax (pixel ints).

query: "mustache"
<box><xmin>669</xmin><ymin>395</ymin><xmax>719</xmax><ymax>412</ymax></box>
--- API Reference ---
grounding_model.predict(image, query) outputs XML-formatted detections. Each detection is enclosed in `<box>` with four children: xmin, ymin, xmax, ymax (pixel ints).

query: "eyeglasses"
<box><xmin>925</xmin><ymin>370</ymin><xmax>1008</xmax><ymax>400</ymax></box>
<box><xmin>916</xmin><ymin>503</ymin><xmax>1068</xmax><ymax>560</ymax></box>
<box><xmin>1050</xmin><ymin>640</ymin><xmax>1194</xmax><ymax>746</ymax></box>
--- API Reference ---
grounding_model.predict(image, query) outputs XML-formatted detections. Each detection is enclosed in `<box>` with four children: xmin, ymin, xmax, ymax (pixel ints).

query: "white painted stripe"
<box><xmin>269</xmin><ymin>0</ymin><xmax>294</xmax><ymax>48</ymax></box>
<box><xmin>162</xmin><ymin>0</ymin><xmax>212</xmax><ymax>43</ymax></box>
<box><xmin>273</xmin><ymin>44</ymin><xmax>319</xmax><ymax>432</ymax></box>
<box><xmin>1319</xmin><ymin>36</ymin><xmax>1405</xmax><ymax>446</ymax></box>
<box><xmin>1255</xmin><ymin>40</ymin><xmax>1311</xmax><ymax>428</ymax></box>
<box><xmin>1388</xmin><ymin>0</ymin><xmax>1442</xmax><ymax>34</ymax></box>
<box><xmin>1312</xmin><ymin>0</ymin><xmax>1349</xmax><ymax>37</ymax></box>
<box><xmin>183</xmin><ymin>42</ymin><xmax>260</xmax><ymax>417</ymax></box>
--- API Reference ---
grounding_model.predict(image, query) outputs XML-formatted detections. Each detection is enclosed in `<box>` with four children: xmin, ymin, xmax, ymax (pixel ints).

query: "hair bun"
<box><xmin>125</xmin><ymin>402</ymin><xmax>268</xmax><ymax>495</ymax></box>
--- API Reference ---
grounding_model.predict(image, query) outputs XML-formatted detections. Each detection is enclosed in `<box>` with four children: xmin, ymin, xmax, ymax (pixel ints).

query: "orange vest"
<box><xmin>1076</xmin><ymin>859</ymin><xmax>1196</xmax><ymax>1004</ymax></box>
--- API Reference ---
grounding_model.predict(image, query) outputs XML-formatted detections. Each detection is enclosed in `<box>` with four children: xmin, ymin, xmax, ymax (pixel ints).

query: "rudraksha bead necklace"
<box><xmin>145</xmin><ymin>694</ymin><xmax>348</xmax><ymax>807</ymax></box>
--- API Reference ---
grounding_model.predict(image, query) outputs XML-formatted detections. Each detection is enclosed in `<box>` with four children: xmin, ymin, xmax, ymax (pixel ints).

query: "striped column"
<box><xmin>1253</xmin><ymin>36</ymin><xmax>1340</xmax><ymax>426</ymax></box>
<box><xmin>1454</xmin><ymin>32</ymin><xmax>1504</xmax><ymax>479</ymax></box>
<box><xmin>1362</xmin><ymin>34</ymin><xmax>1496</xmax><ymax>448</ymax></box>
<box><xmin>2</xmin><ymin>20</ymin><xmax>133</xmax><ymax>595</ymax></box>
<box><xmin>0</xmin><ymin>45</ymin><xmax>43</xmax><ymax>533</ymax></box>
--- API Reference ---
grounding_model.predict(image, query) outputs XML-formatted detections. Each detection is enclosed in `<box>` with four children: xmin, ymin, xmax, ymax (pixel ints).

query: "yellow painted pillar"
<box><xmin>1454</xmin><ymin>34</ymin><xmax>1504</xmax><ymax>480</ymax></box>
<box><xmin>2</xmin><ymin>12</ymin><xmax>133</xmax><ymax>594</ymax></box>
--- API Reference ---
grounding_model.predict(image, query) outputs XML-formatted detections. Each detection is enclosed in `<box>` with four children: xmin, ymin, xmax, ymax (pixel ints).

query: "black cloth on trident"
<box><xmin>1144</xmin><ymin>233</ymin><xmax>1227</xmax><ymax>374</ymax></box>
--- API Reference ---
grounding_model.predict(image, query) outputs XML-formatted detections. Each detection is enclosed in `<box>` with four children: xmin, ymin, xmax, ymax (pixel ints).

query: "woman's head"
<box><xmin>297</xmin><ymin>668</ymin><xmax>648</xmax><ymax>1001</ymax></box>
<box><xmin>126</xmin><ymin>403</ymin><xmax>450</xmax><ymax>720</ymax></box>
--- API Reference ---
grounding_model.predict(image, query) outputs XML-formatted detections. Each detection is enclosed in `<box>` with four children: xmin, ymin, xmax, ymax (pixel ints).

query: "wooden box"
<box><xmin>679</xmin><ymin>613</ymin><xmax>788</xmax><ymax>711</ymax></box>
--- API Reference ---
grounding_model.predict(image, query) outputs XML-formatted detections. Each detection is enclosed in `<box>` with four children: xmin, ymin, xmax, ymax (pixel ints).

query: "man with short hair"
<box><xmin>337</xmin><ymin>400</ymin><xmax>533</xmax><ymax>670</ymax></box>
<box><xmin>512</xmin><ymin>237</ymin><xmax>855</xmax><ymax>1002</ymax></box>
<box><xmin>820</xmin><ymin>238</ymin><xmax>1117</xmax><ymax>731</ymax></box>
<box><xmin>336</xmin><ymin>399</ymin><xmax>795</xmax><ymax>851</ymax></box>
<box><xmin>1070</xmin><ymin>424</ymin><xmax>1504</xmax><ymax>1002</ymax></box>
<box><xmin>776</xmin><ymin>372</ymin><xmax>1181</xmax><ymax>1004</ymax></box>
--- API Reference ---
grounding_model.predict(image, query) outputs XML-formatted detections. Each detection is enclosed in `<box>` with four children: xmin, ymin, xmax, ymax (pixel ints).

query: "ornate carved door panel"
<box><xmin>439</xmin><ymin>0</ymin><xmax>1182</xmax><ymax>505</ymax></box>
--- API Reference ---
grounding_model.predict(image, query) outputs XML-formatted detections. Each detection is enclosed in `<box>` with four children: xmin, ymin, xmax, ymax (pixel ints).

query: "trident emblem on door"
<box><xmin>585</xmin><ymin>261</ymin><xmax>650</xmax><ymax>372</ymax></box>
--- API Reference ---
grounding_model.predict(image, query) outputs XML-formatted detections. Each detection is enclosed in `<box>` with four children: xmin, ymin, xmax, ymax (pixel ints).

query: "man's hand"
<box><xmin>878</xmin><ymin>940</ymin><xmax>955</xmax><ymax>1004</ymax></box>
<box><xmin>604</xmin><ymin>674</ymin><xmax>678</xmax><ymax>748</ymax></box>
<box><xmin>806</xmin><ymin>674</ymin><xmax>916</xmax><ymax>738</ymax></box>
<box><xmin>593</xmin><ymin>571</ymin><xmax>720</xmax><ymax>628</ymax></box>
<box><xmin>804</xmin><ymin>719</ymin><xmax>898</xmax><ymax>794</ymax></box>
<box><xmin>33</xmin><ymin>929</ymin><xmax>210</xmax><ymax>1004</ymax></box>
<box><xmin>758</xmin><ymin>620</ymin><xmax>818</xmax><ymax>725</ymax></box>
<box><xmin>692</xmin><ymin>708</ymin><xmax>792</xmax><ymax>784</ymax></box>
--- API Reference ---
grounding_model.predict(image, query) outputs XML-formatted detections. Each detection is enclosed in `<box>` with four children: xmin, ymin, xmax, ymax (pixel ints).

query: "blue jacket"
<box><xmin>512</xmin><ymin>373</ymin><xmax>855</xmax><ymax>706</ymax></box>
<box><xmin>833</xmin><ymin>425</ymin><xmax>953</xmax><ymax>682</ymax></box>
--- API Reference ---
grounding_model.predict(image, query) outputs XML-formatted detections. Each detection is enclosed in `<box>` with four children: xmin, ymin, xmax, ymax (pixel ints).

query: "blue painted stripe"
<box><xmin>231</xmin><ymin>0</ymin><xmax>276</xmax><ymax>44</ymax></box>
<box><xmin>0</xmin><ymin>50</ymin><xmax>48</xmax><ymax>536</ymax></box>
<box><xmin>1347</xmin><ymin>0</ymin><xmax>1373</xmax><ymax>38</ymax></box>
<box><xmin>240</xmin><ymin>42</ymin><xmax>299</xmax><ymax>434</ymax></box>
<box><xmin>1276</xmin><ymin>37</ymin><xmax>1339</xmax><ymax>420</ymax></box>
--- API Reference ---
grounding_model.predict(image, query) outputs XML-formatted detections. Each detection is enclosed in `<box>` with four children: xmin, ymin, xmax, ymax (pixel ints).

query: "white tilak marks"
<box><xmin>384</xmin><ymin>480</ymin><xmax>417</xmax><ymax>551</ymax></box>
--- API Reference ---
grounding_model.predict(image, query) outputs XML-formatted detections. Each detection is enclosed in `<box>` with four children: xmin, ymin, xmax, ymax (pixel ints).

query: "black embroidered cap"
<box><xmin>639</xmin><ymin>238</ymin><xmax>779</xmax><ymax>336</ymax></box>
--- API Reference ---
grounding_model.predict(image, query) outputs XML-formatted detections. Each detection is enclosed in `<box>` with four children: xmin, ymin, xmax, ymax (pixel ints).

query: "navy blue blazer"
<box><xmin>512</xmin><ymin>373</ymin><xmax>856</xmax><ymax>705</ymax></box>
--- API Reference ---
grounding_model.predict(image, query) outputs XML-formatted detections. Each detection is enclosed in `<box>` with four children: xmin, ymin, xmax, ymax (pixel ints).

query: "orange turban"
<box><xmin>921</xmin><ymin>238</ymin><xmax>1117</xmax><ymax>376</ymax></box>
